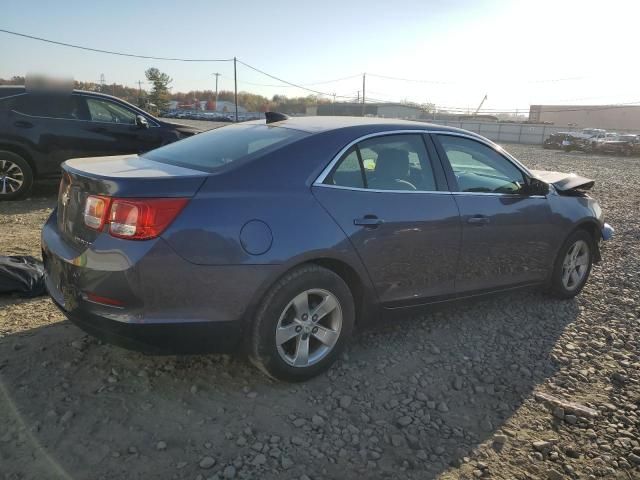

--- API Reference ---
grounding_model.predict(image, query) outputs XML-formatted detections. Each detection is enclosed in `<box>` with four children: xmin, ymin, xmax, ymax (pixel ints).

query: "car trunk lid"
<box><xmin>58</xmin><ymin>155</ymin><xmax>207</xmax><ymax>248</ymax></box>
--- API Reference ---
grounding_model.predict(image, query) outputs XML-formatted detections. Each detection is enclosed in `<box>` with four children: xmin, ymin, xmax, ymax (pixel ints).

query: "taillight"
<box><xmin>83</xmin><ymin>196</ymin><xmax>188</xmax><ymax>240</ymax></box>
<box><xmin>109</xmin><ymin>198</ymin><xmax>189</xmax><ymax>240</ymax></box>
<box><xmin>84</xmin><ymin>195</ymin><xmax>112</xmax><ymax>230</ymax></box>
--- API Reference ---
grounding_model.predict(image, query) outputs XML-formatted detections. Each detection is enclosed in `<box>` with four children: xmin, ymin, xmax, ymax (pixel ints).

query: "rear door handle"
<box><xmin>13</xmin><ymin>120</ymin><xmax>33</xmax><ymax>129</ymax></box>
<box><xmin>354</xmin><ymin>215</ymin><xmax>384</xmax><ymax>228</ymax></box>
<box><xmin>467</xmin><ymin>215</ymin><xmax>490</xmax><ymax>226</ymax></box>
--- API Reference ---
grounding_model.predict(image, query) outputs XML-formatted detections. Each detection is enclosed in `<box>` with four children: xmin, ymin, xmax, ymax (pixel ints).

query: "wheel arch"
<box><xmin>572</xmin><ymin>219</ymin><xmax>602</xmax><ymax>262</ymax></box>
<box><xmin>309</xmin><ymin>257</ymin><xmax>371</xmax><ymax>326</ymax></box>
<box><xmin>0</xmin><ymin>143</ymin><xmax>37</xmax><ymax>176</ymax></box>
<box><xmin>244</xmin><ymin>254</ymin><xmax>377</xmax><ymax>333</ymax></box>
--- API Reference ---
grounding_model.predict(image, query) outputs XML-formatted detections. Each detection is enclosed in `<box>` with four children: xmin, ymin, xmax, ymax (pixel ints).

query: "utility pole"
<box><xmin>361</xmin><ymin>73</ymin><xmax>366</xmax><ymax>117</ymax></box>
<box><xmin>233</xmin><ymin>57</ymin><xmax>238</xmax><ymax>122</ymax></box>
<box><xmin>357</xmin><ymin>91</ymin><xmax>360</xmax><ymax>103</ymax></box>
<box><xmin>137</xmin><ymin>80</ymin><xmax>143</xmax><ymax>107</ymax></box>
<box><xmin>212</xmin><ymin>72</ymin><xmax>220</xmax><ymax>111</ymax></box>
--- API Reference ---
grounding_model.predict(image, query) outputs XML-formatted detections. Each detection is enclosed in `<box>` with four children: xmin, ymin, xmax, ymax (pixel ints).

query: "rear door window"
<box><xmin>143</xmin><ymin>124</ymin><xmax>307</xmax><ymax>172</ymax></box>
<box><xmin>11</xmin><ymin>93</ymin><xmax>88</xmax><ymax>120</ymax></box>
<box><xmin>325</xmin><ymin>134</ymin><xmax>438</xmax><ymax>192</ymax></box>
<box><xmin>326</xmin><ymin>148</ymin><xmax>365</xmax><ymax>188</ymax></box>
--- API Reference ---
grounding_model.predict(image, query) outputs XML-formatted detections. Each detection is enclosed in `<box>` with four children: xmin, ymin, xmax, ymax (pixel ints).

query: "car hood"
<box><xmin>530</xmin><ymin>169</ymin><xmax>594</xmax><ymax>191</ymax></box>
<box><xmin>157</xmin><ymin>120</ymin><xmax>203</xmax><ymax>136</ymax></box>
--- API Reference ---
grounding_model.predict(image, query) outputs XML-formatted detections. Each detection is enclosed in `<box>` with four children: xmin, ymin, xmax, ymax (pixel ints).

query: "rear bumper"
<box><xmin>41</xmin><ymin>210</ymin><xmax>276</xmax><ymax>354</ymax></box>
<box><xmin>48</xmin><ymin>293</ymin><xmax>241</xmax><ymax>353</ymax></box>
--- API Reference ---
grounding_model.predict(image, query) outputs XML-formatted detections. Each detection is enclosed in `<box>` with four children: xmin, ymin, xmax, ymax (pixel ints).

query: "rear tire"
<box><xmin>549</xmin><ymin>230</ymin><xmax>594</xmax><ymax>299</ymax></box>
<box><xmin>0</xmin><ymin>151</ymin><xmax>33</xmax><ymax>200</ymax></box>
<box><xmin>247</xmin><ymin>264</ymin><xmax>355</xmax><ymax>382</ymax></box>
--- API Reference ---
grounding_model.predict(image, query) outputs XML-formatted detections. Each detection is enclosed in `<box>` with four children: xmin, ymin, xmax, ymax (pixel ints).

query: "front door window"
<box><xmin>437</xmin><ymin>135</ymin><xmax>526</xmax><ymax>194</ymax></box>
<box><xmin>86</xmin><ymin>98</ymin><xmax>137</xmax><ymax>124</ymax></box>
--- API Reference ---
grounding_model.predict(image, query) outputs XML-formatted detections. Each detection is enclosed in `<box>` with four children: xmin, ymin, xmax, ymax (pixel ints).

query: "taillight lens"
<box><xmin>83</xmin><ymin>196</ymin><xmax>188</xmax><ymax>240</ymax></box>
<box><xmin>109</xmin><ymin>198</ymin><xmax>189</xmax><ymax>240</ymax></box>
<box><xmin>83</xmin><ymin>195</ymin><xmax>112</xmax><ymax>230</ymax></box>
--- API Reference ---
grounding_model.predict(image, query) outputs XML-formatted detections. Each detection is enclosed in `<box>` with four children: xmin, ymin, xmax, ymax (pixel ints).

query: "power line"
<box><xmin>368</xmin><ymin>72</ymin><xmax>592</xmax><ymax>85</ymax></box>
<box><xmin>235</xmin><ymin>59</ymin><xmax>355</xmax><ymax>99</ymax></box>
<box><xmin>0</xmin><ymin>28</ymin><xmax>233</xmax><ymax>62</ymax></box>
<box><xmin>302</xmin><ymin>74</ymin><xmax>362</xmax><ymax>85</ymax></box>
<box><xmin>3</xmin><ymin>27</ymin><xmax>639</xmax><ymax>113</ymax></box>
<box><xmin>236</xmin><ymin>73</ymin><xmax>362</xmax><ymax>89</ymax></box>
<box><xmin>368</xmin><ymin>73</ymin><xmax>454</xmax><ymax>85</ymax></box>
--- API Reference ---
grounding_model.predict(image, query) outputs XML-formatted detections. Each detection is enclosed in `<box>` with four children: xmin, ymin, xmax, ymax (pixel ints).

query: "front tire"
<box><xmin>0</xmin><ymin>151</ymin><xmax>33</xmax><ymax>200</ymax></box>
<box><xmin>549</xmin><ymin>230</ymin><xmax>594</xmax><ymax>299</ymax></box>
<box><xmin>247</xmin><ymin>264</ymin><xmax>355</xmax><ymax>382</ymax></box>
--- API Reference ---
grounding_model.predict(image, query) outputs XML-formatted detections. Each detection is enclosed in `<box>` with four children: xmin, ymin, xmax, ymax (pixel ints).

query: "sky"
<box><xmin>2</xmin><ymin>0</ymin><xmax>640</xmax><ymax>112</ymax></box>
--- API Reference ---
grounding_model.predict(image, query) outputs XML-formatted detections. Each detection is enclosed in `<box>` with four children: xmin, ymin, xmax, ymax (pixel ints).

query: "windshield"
<box><xmin>142</xmin><ymin>124</ymin><xmax>308</xmax><ymax>172</ymax></box>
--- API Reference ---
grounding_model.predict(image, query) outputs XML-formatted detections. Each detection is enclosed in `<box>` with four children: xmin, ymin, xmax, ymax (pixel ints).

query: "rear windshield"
<box><xmin>143</xmin><ymin>124</ymin><xmax>307</xmax><ymax>172</ymax></box>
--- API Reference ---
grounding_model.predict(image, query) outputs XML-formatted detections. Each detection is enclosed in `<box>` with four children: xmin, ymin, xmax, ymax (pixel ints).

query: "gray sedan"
<box><xmin>42</xmin><ymin>115</ymin><xmax>613</xmax><ymax>381</ymax></box>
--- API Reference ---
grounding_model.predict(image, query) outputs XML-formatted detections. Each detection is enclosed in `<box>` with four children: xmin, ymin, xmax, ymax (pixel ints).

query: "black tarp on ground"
<box><xmin>0</xmin><ymin>256</ymin><xmax>46</xmax><ymax>297</ymax></box>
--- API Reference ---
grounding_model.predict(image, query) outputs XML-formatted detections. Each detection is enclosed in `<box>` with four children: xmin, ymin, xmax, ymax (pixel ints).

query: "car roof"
<box><xmin>244</xmin><ymin>115</ymin><xmax>478</xmax><ymax>136</ymax></box>
<box><xmin>0</xmin><ymin>85</ymin><xmax>128</xmax><ymax>102</ymax></box>
<box><xmin>0</xmin><ymin>85</ymin><xmax>26</xmax><ymax>98</ymax></box>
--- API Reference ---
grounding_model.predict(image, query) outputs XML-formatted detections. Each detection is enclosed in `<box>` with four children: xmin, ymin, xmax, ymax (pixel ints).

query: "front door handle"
<box><xmin>467</xmin><ymin>215</ymin><xmax>490</xmax><ymax>226</ymax></box>
<box><xmin>354</xmin><ymin>215</ymin><xmax>384</xmax><ymax>228</ymax></box>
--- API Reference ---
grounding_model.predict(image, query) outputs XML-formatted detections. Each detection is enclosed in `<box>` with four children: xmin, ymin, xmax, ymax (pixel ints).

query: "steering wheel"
<box><xmin>394</xmin><ymin>179</ymin><xmax>417</xmax><ymax>190</ymax></box>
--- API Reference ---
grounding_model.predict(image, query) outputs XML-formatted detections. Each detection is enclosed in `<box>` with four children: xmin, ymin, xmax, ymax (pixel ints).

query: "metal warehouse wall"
<box><xmin>422</xmin><ymin>120</ymin><xmax>635</xmax><ymax>145</ymax></box>
<box><xmin>530</xmin><ymin>105</ymin><xmax>640</xmax><ymax>131</ymax></box>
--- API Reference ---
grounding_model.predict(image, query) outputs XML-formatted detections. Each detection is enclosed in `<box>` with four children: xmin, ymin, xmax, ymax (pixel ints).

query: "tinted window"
<box><xmin>358</xmin><ymin>134</ymin><xmax>435</xmax><ymax>191</ymax></box>
<box><xmin>86</xmin><ymin>98</ymin><xmax>137</xmax><ymax>124</ymax></box>
<box><xmin>327</xmin><ymin>134</ymin><xmax>436</xmax><ymax>191</ymax></box>
<box><xmin>11</xmin><ymin>93</ymin><xmax>88</xmax><ymax>120</ymax></box>
<box><xmin>437</xmin><ymin>135</ymin><xmax>525</xmax><ymax>194</ymax></box>
<box><xmin>143</xmin><ymin>124</ymin><xmax>307</xmax><ymax>172</ymax></box>
<box><xmin>326</xmin><ymin>148</ymin><xmax>364</xmax><ymax>188</ymax></box>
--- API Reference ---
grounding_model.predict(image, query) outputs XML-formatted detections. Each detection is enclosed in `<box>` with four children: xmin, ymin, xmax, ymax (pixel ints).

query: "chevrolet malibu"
<box><xmin>42</xmin><ymin>115</ymin><xmax>613</xmax><ymax>381</ymax></box>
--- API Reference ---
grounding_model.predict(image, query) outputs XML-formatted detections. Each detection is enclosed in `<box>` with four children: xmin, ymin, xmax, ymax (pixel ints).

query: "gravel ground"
<box><xmin>0</xmin><ymin>145</ymin><xmax>638</xmax><ymax>480</ymax></box>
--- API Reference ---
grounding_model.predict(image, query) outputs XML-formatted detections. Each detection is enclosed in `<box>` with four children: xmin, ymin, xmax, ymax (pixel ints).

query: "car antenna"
<box><xmin>265</xmin><ymin>111</ymin><xmax>290</xmax><ymax>124</ymax></box>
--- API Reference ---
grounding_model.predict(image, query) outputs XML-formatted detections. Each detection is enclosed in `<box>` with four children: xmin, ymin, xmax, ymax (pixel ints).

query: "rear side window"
<box><xmin>325</xmin><ymin>133</ymin><xmax>437</xmax><ymax>191</ymax></box>
<box><xmin>143</xmin><ymin>124</ymin><xmax>307</xmax><ymax>172</ymax></box>
<box><xmin>11</xmin><ymin>93</ymin><xmax>88</xmax><ymax>120</ymax></box>
<box><xmin>326</xmin><ymin>148</ymin><xmax>364</xmax><ymax>188</ymax></box>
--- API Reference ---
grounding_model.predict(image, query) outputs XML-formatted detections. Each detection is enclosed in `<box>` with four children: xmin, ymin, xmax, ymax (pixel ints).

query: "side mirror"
<box><xmin>136</xmin><ymin>115</ymin><xmax>149</xmax><ymax>129</ymax></box>
<box><xmin>526</xmin><ymin>177</ymin><xmax>549</xmax><ymax>196</ymax></box>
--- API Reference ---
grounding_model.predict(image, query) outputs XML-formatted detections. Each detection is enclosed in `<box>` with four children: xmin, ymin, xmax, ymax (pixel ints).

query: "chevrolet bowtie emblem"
<box><xmin>61</xmin><ymin>188</ymin><xmax>71</xmax><ymax>206</ymax></box>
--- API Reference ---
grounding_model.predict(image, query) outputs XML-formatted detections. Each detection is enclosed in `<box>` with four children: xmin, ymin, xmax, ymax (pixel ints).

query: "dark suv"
<box><xmin>0</xmin><ymin>86</ymin><xmax>201</xmax><ymax>199</ymax></box>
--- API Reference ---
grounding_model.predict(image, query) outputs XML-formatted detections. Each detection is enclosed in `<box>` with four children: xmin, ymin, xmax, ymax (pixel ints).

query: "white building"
<box><xmin>212</xmin><ymin>100</ymin><xmax>246</xmax><ymax>113</ymax></box>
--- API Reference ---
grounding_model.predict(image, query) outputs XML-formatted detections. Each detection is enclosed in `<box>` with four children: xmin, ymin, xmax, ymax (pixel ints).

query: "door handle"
<box><xmin>13</xmin><ymin>120</ymin><xmax>33</xmax><ymax>129</ymax></box>
<box><xmin>467</xmin><ymin>215</ymin><xmax>490</xmax><ymax>226</ymax></box>
<box><xmin>89</xmin><ymin>127</ymin><xmax>107</xmax><ymax>133</ymax></box>
<box><xmin>354</xmin><ymin>215</ymin><xmax>384</xmax><ymax>228</ymax></box>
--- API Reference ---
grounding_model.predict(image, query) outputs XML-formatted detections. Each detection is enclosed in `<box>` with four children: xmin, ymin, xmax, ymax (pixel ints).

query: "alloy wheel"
<box><xmin>0</xmin><ymin>159</ymin><xmax>25</xmax><ymax>195</ymax></box>
<box><xmin>561</xmin><ymin>239</ymin><xmax>590</xmax><ymax>291</ymax></box>
<box><xmin>275</xmin><ymin>288</ymin><xmax>342</xmax><ymax>368</ymax></box>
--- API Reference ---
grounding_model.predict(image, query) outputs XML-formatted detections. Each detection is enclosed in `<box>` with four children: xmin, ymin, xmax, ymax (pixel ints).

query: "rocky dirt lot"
<box><xmin>0</xmin><ymin>145</ymin><xmax>638</xmax><ymax>480</ymax></box>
